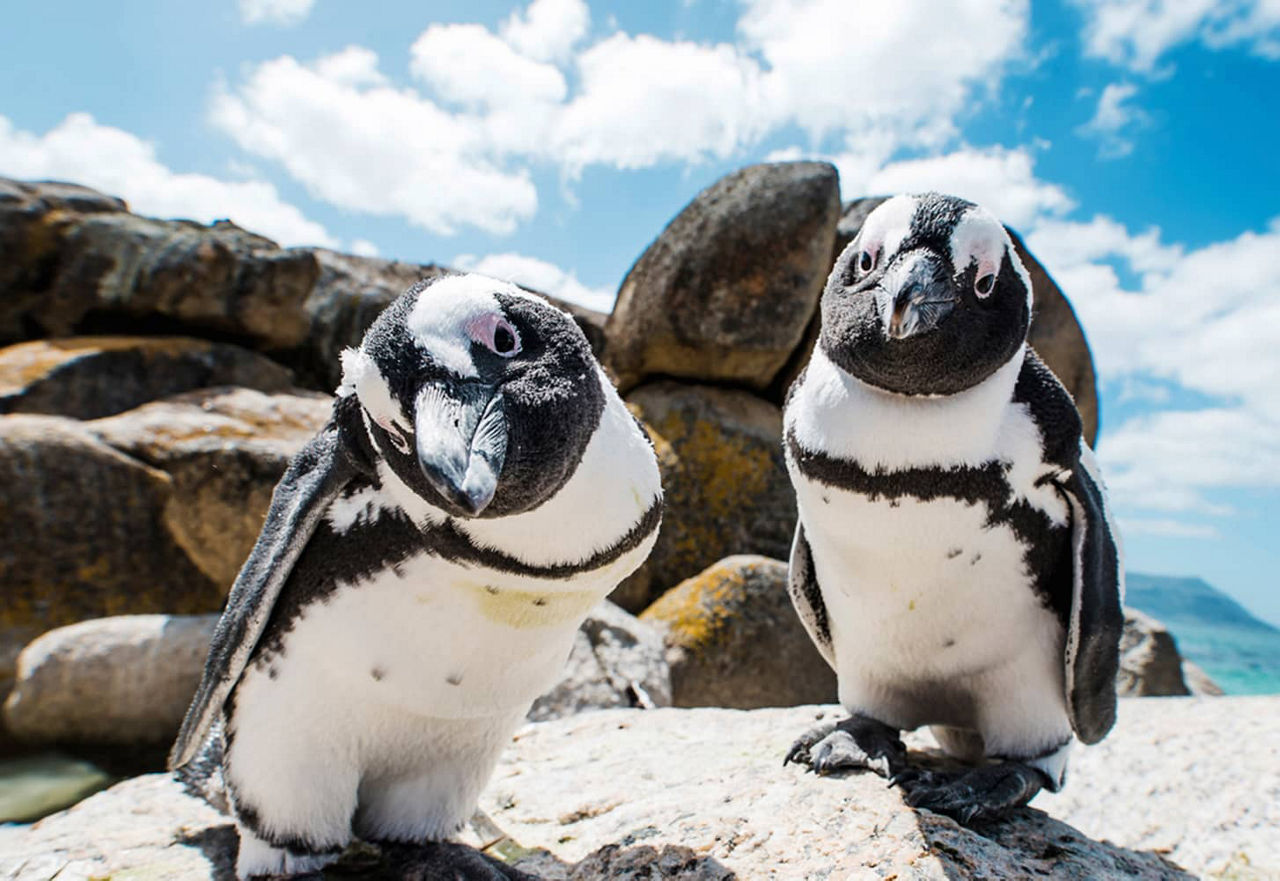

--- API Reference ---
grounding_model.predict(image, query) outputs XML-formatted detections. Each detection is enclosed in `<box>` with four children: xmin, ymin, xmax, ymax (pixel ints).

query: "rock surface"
<box><xmin>3</xmin><ymin>615</ymin><xmax>217</xmax><ymax>748</ymax></box>
<box><xmin>604</xmin><ymin>162</ymin><xmax>841</xmax><ymax>393</ymax></box>
<box><xmin>613</xmin><ymin>383</ymin><xmax>794</xmax><ymax>612</ymax></box>
<box><xmin>0</xmin><ymin>336</ymin><xmax>294</xmax><ymax>420</ymax></box>
<box><xmin>7</xmin><ymin>699</ymin><xmax>1271</xmax><ymax>879</ymax></box>
<box><xmin>0</xmin><ymin>178</ymin><xmax>604</xmax><ymax>399</ymax></box>
<box><xmin>1039</xmin><ymin>696</ymin><xmax>1279</xmax><ymax>878</ymax></box>
<box><xmin>528</xmin><ymin>602</ymin><xmax>672</xmax><ymax>722</ymax></box>
<box><xmin>1117</xmin><ymin>608</ymin><xmax>1193</xmax><ymax>697</ymax></box>
<box><xmin>831</xmin><ymin>197</ymin><xmax>1100</xmax><ymax>445</ymax></box>
<box><xmin>0</xmin><ymin>416</ymin><xmax>217</xmax><ymax>700</ymax></box>
<box><xmin>0</xmin><ymin>180</ymin><xmax>319</xmax><ymax>350</ymax></box>
<box><xmin>641</xmin><ymin>556</ymin><xmax>835</xmax><ymax>709</ymax></box>
<box><xmin>90</xmin><ymin>386</ymin><xmax>332</xmax><ymax>587</ymax></box>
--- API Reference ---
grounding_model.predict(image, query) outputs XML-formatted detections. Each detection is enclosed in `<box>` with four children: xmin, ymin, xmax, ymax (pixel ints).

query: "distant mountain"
<box><xmin>1125</xmin><ymin>573</ymin><xmax>1280</xmax><ymax>695</ymax></box>
<box><xmin>1126</xmin><ymin>573</ymin><xmax>1279</xmax><ymax>633</ymax></box>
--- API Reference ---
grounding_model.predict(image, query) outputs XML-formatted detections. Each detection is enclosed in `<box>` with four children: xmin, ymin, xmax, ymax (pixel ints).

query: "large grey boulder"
<box><xmin>640</xmin><ymin>556</ymin><xmax>835</xmax><ymax>709</ymax></box>
<box><xmin>604</xmin><ymin>162</ymin><xmax>841</xmax><ymax>393</ymax></box>
<box><xmin>529</xmin><ymin>602</ymin><xmax>671</xmax><ymax>722</ymax></box>
<box><xmin>3</xmin><ymin>615</ymin><xmax>217</xmax><ymax>748</ymax></box>
<box><xmin>0</xmin><ymin>178</ymin><xmax>605</xmax><ymax>398</ymax></box>
<box><xmin>613</xmin><ymin>383</ymin><xmax>794</xmax><ymax>613</ymax></box>
<box><xmin>831</xmin><ymin>197</ymin><xmax>1101</xmax><ymax>445</ymax></box>
<box><xmin>0</xmin><ymin>336</ymin><xmax>294</xmax><ymax>420</ymax></box>
<box><xmin>0</xmin><ymin>180</ymin><xmax>319</xmax><ymax>350</ymax></box>
<box><xmin>9</xmin><ymin>699</ymin><xmax>1273</xmax><ymax>879</ymax></box>
<box><xmin>0</xmin><ymin>416</ymin><xmax>217</xmax><ymax>702</ymax></box>
<box><xmin>89</xmin><ymin>386</ymin><xmax>332</xmax><ymax>588</ymax></box>
<box><xmin>1117</xmin><ymin>608</ymin><xmax>1192</xmax><ymax>697</ymax></box>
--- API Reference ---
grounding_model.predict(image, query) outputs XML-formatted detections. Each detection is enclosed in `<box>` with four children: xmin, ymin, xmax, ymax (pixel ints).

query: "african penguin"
<box><xmin>169</xmin><ymin>274</ymin><xmax>663</xmax><ymax>878</ymax></box>
<box><xmin>781</xmin><ymin>193</ymin><xmax>1124</xmax><ymax>823</ymax></box>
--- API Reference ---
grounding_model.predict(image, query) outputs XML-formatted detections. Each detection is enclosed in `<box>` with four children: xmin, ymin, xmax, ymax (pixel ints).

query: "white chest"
<box><xmin>263</xmin><ymin>539</ymin><xmax>653</xmax><ymax>720</ymax></box>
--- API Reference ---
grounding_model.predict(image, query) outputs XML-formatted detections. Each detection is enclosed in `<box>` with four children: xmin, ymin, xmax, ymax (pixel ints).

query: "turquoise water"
<box><xmin>1126</xmin><ymin>572</ymin><xmax>1280</xmax><ymax>695</ymax></box>
<box><xmin>1158</xmin><ymin>622</ymin><xmax>1280</xmax><ymax>695</ymax></box>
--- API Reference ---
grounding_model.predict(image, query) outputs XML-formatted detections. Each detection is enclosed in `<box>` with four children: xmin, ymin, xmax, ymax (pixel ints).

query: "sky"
<box><xmin>1</xmin><ymin>0</ymin><xmax>1278</xmax><ymax>624</ymax></box>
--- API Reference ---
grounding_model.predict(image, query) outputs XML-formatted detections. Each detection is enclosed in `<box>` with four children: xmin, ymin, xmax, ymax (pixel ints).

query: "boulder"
<box><xmin>1182</xmin><ymin>660</ymin><xmax>1225</xmax><ymax>696</ymax></box>
<box><xmin>831</xmin><ymin>197</ymin><xmax>1100</xmax><ymax>445</ymax></box>
<box><xmin>604</xmin><ymin>162</ymin><xmax>841</xmax><ymax>393</ymax></box>
<box><xmin>641</xmin><ymin>556</ymin><xmax>835</xmax><ymax>709</ymax></box>
<box><xmin>1117</xmin><ymin>608</ymin><xmax>1192</xmax><ymax>697</ymax></box>
<box><xmin>528</xmin><ymin>602</ymin><xmax>672</xmax><ymax>722</ymax></box>
<box><xmin>0</xmin><ymin>179</ymin><xmax>319</xmax><ymax>350</ymax></box>
<box><xmin>9</xmin><ymin>699</ymin><xmax>1274</xmax><ymax>878</ymax></box>
<box><xmin>0</xmin><ymin>178</ymin><xmax>607</xmax><ymax>395</ymax></box>
<box><xmin>0</xmin><ymin>336</ymin><xmax>294</xmax><ymax>420</ymax></box>
<box><xmin>0</xmin><ymin>416</ymin><xmax>218</xmax><ymax>701</ymax></box>
<box><xmin>89</xmin><ymin>387</ymin><xmax>333</xmax><ymax>588</ymax></box>
<box><xmin>0</xmin><ymin>179</ymin><xmax>126</xmax><ymax>339</ymax></box>
<box><xmin>612</xmin><ymin>383</ymin><xmax>794</xmax><ymax>613</ymax></box>
<box><xmin>3</xmin><ymin>615</ymin><xmax>217</xmax><ymax>748</ymax></box>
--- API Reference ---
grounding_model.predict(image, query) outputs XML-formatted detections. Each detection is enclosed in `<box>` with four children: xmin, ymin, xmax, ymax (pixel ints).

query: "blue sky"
<box><xmin>2</xmin><ymin>0</ymin><xmax>1278</xmax><ymax>624</ymax></box>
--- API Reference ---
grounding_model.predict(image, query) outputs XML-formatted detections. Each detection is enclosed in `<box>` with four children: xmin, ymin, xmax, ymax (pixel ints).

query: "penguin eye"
<box><xmin>858</xmin><ymin>251</ymin><xmax>875</xmax><ymax>274</ymax></box>
<box><xmin>469</xmin><ymin>313</ymin><xmax>523</xmax><ymax>358</ymax></box>
<box><xmin>493</xmin><ymin>323</ymin><xmax>518</xmax><ymax>356</ymax></box>
<box><xmin>975</xmin><ymin>273</ymin><xmax>996</xmax><ymax>297</ymax></box>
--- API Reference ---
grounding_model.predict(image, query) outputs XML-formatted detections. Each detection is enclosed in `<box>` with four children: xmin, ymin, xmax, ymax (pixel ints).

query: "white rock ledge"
<box><xmin>1</xmin><ymin>698</ymin><xmax>1275</xmax><ymax>880</ymax></box>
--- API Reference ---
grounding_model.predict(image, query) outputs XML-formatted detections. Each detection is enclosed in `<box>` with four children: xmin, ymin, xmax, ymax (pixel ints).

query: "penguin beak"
<box><xmin>414</xmin><ymin>381</ymin><xmax>508</xmax><ymax>517</ymax></box>
<box><xmin>883</xmin><ymin>251</ymin><xmax>957</xmax><ymax>340</ymax></box>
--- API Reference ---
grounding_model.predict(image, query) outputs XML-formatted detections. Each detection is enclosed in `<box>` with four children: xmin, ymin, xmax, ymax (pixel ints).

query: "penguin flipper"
<box><xmin>787</xmin><ymin>523</ymin><xmax>836</xmax><ymax>669</ymax></box>
<box><xmin>169</xmin><ymin>400</ymin><xmax>369</xmax><ymax>770</ymax></box>
<box><xmin>1052</xmin><ymin>440</ymin><xmax>1124</xmax><ymax>745</ymax></box>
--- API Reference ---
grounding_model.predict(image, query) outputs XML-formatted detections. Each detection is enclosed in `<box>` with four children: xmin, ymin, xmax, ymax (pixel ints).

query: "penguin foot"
<box><xmin>895</xmin><ymin>761</ymin><xmax>1048</xmax><ymax>825</ymax></box>
<box><xmin>377</xmin><ymin>840</ymin><xmax>536</xmax><ymax>880</ymax></box>
<box><xmin>784</xmin><ymin>714</ymin><xmax>905</xmax><ymax>778</ymax></box>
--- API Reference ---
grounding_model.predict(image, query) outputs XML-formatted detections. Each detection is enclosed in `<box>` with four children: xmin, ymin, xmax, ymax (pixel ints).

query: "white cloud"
<box><xmin>857</xmin><ymin>146</ymin><xmax>1075</xmax><ymax>230</ymax></box>
<box><xmin>740</xmin><ymin>0</ymin><xmax>1029</xmax><ymax>142</ymax></box>
<box><xmin>1072</xmin><ymin>0</ymin><xmax>1280</xmax><ymax>72</ymax></box>
<box><xmin>349</xmin><ymin>238</ymin><xmax>379</xmax><ymax>257</ymax></box>
<box><xmin>1026</xmin><ymin>214</ymin><xmax>1280</xmax><ymax>517</ymax></box>
<box><xmin>0</xmin><ymin>112</ymin><xmax>335</xmax><ymax>247</ymax></box>
<box><xmin>500</xmin><ymin>0</ymin><xmax>590</xmax><ymax>63</ymax></box>
<box><xmin>239</xmin><ymin>0</ymin><xmax>315</xmax><ymax>27</ymax></box>
<box><xmin>210</xmin><ymin>0</ymin><xmax>1034</xmax><ymax>233</ymax></box>
<box><xmin>453</xmin><ymin>252</ymin><xmax>615</xmax><ymax>313</ymax></box>
<box><xmin>210</xmin><ymin>49</ymin><xmax>538</xmax><ymax>236</ymax></box>
<box><xmin>1076</xmin><ymin>82</ymin><xmax>1145</xmax><ymax>158</ymax></box>
<box><xmin>410</xmin><ymin>25</ymin><xmax>567</xmax><ymax>109</ymax></box>
<box><xmin>555</xmin><ymin>34</ymin><xmax>768</xmax><ymax>172</ymax></box>
<box><xmin>1103</xmin><ymin>407</ymin><xmax>1280</xmax><ymax>512</ymax></box>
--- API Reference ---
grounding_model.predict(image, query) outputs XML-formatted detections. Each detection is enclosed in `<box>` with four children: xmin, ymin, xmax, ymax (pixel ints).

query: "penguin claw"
<box><xmin>897</xmin><ymin>762</ymin><xmax>1048</xmax><ymax>826</ymax></box>
<box><xmin>784</xmin><ymin>716</ymin><xmax>905</xmax><ymax>779</ymax></box>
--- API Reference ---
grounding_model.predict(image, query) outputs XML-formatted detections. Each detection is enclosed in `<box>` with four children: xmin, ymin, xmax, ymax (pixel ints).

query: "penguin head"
<box><xmin>339</xmin><ymin>274</ymin><xmax>605</xmax><ymax>519</ymax></box>
<box><xmin>819</xmin><ymin>193</ymin><xmax>1033</xmax><ymax>396</ymax></box>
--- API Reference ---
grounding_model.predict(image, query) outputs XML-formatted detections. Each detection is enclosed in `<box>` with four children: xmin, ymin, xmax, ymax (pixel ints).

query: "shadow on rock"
<box><xmin>892</xmin><ymin>748</ymin><xmax>1195</xmax><ymax>880</ymax></box>
<box><xmin>175</xmin><ymin>823</ymin><xmax>239</xmax><ymax>881</ymax></box>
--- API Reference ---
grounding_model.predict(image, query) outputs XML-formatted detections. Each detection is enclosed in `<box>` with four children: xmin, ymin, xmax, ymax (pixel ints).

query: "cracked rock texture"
<box><xmin>5</xmin><ymin>699</ymin><xmax>1273</xmax><ymax>879</ymax></box>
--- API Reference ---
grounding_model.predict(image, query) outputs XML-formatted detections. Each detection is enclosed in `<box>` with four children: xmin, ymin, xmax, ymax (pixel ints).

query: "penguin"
<box><xmin>169</xmin><ymin>274</ymin><xmax>663</xmax><ymax>878</ymax></box>
<box><xmin>781</xmin><ymin>193</ymin><xmax>1123</xmax><ymax>823</ymax></box>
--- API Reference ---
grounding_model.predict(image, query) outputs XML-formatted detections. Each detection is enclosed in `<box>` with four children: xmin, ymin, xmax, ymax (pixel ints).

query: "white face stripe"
<box><xmin>856</xmin><ymin>195</ymin><xmax>918</xmax><ymax>266</ymax></box>
<box><xmin>405</xmin><ymin>275</ymin><xmax>513</xmax><ymax>379</ymax></box>
<box><xmin>340</xmin><ymin>347</ymin><xmax>408</xmax><ymax>437</ymax></box>
<box><xmin>948</xmin><ymin>205</ymin><xmax>1034</xmax><ymax>306</ymax></box>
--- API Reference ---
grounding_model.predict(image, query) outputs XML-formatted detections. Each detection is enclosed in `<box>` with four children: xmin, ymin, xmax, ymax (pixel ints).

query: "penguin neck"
<box><xmin>789</xmin><ymin>343</ymin><xmax>1027</xmax><ymax>472</ymax></box>
<box><xmin>375</xmin><ymin>370</ymin><xmax>662</xmax><ymax>577</ymax></box>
